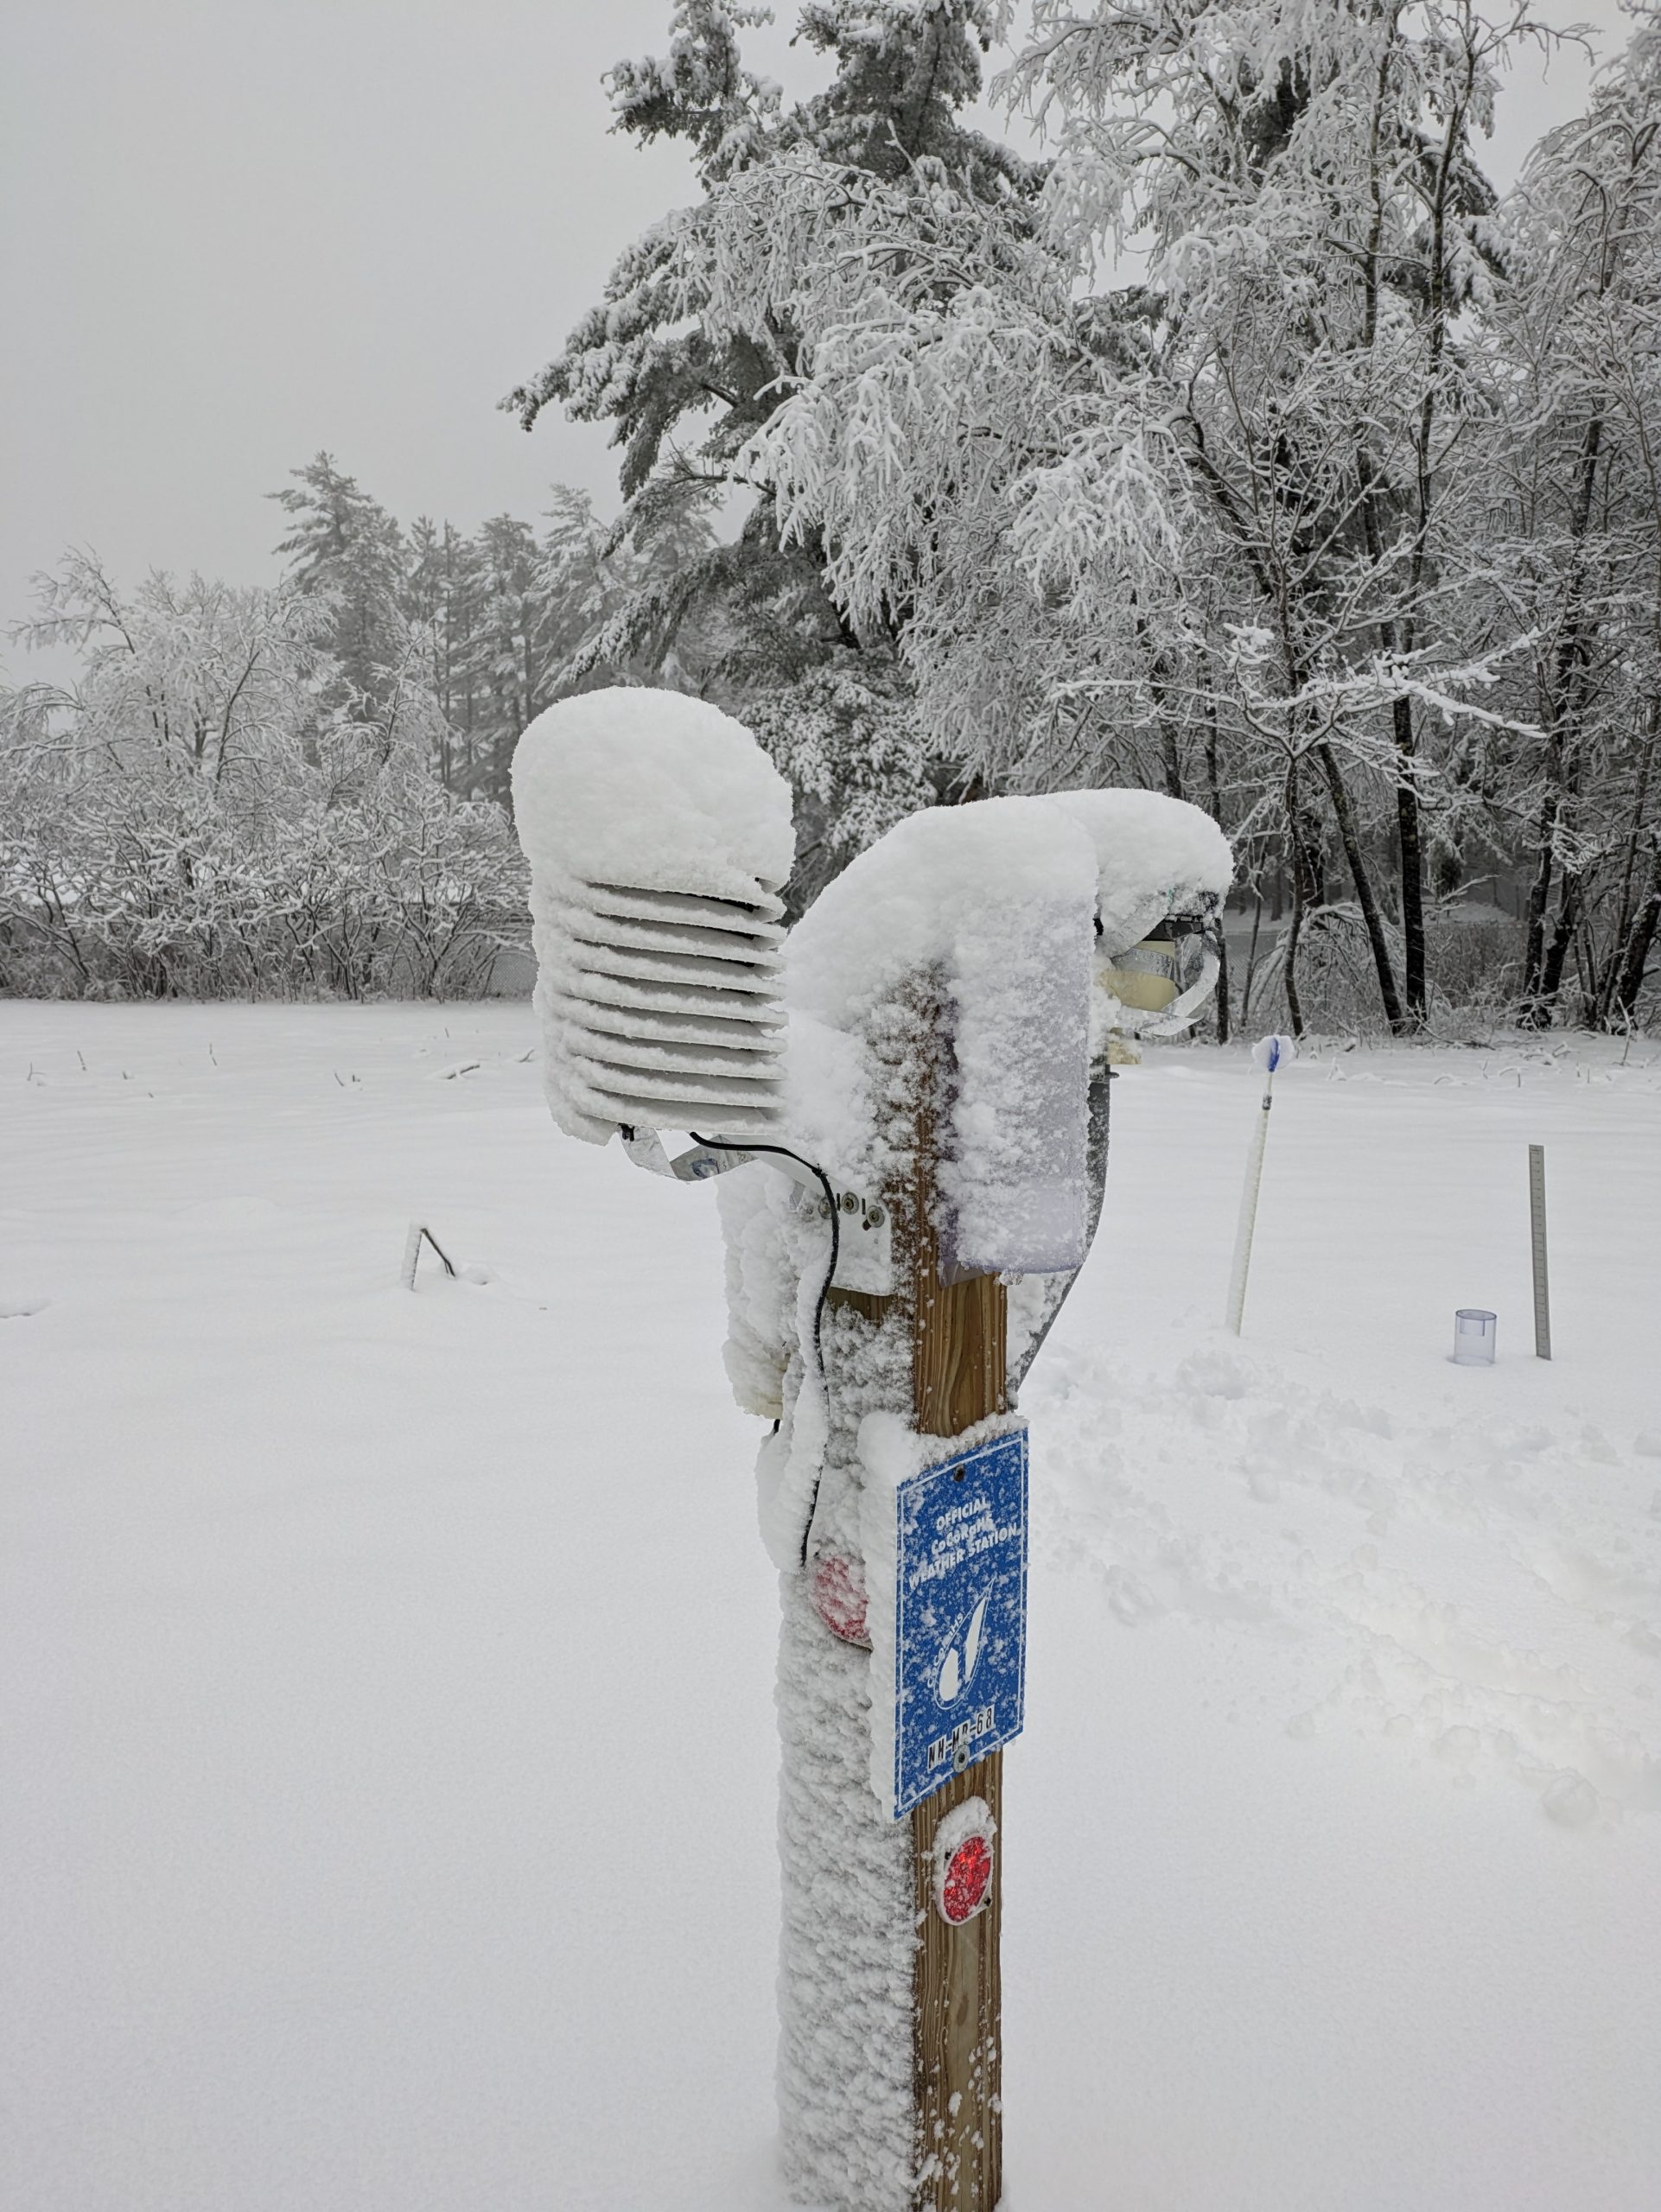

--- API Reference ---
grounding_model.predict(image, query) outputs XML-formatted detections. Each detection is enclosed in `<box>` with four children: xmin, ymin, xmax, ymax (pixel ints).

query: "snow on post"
<box><xmin>724</xmin><ymin>795</ymin><xmax>1104</xmax><ymax>2212</ymax></box>
<box><xmin>511</xmin><ymin>687</ymin><xmax>795</xmax><ymax>1143</ymax></box>
<box><xmin>1529</xmin><ymin>1144</ymin><xmax>1552</xmax><ymax>1359</ymax></box>
<box><xmin>785</xmin><ymin>796</ymin><xmax>1101</xmax><ymax>1276</ymax></box>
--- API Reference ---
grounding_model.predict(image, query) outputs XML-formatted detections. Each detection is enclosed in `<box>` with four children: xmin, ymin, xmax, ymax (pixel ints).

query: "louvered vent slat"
<box><xmin>542</xmin><ymin>877</ymin><xmax>788</xmax><ymax>1135</ymax></box>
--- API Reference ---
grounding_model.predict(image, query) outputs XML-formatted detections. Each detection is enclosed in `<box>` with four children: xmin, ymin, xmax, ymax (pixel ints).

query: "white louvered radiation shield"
<box><xmin>542</xmin><ymin>877</ymin><xmax>787</xmax><ymax>1135</ymax></box>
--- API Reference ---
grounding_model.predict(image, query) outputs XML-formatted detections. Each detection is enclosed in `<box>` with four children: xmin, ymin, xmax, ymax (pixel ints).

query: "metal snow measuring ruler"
<box><xmin>1529</xmin><ymin>1144</ymin><xmax>1552</xmax><ymax>1360</ymax></box>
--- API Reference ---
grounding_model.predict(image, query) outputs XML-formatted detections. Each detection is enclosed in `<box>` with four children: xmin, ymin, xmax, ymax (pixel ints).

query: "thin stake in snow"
<box><xmin>401</xmin><ymin>1222</ymin><xmax>456</xmax><ymax>1290</ymax></box>
<box><xmin>1226</xmin><ymin>1036</ymin><xmax>1295</xmax><ymax>1336</ymax></box>
<box><xmin>1529</xmin><ymin>1145</ymin><xmax>1552</xmax><ymax>1360</ymax></box>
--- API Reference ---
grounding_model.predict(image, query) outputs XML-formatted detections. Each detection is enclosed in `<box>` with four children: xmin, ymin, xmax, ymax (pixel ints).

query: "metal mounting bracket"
<box><xmin>786</xmin><ymin>1179</ymin><xmax>894</xmax><ymax>1298</ymax></box>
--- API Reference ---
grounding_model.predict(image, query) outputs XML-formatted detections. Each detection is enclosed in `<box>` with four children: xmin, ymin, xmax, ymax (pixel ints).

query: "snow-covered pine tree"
<box><xmin>460</xmin><ymin>513</ymin><xmax>557</xmax><ymax>806</ymax></box>
<box><xmin>404</xmin><ymin>516</ymin><xmax>486</xmax><ymax>793</ymax></box>
<box><xmin>283</xmin><ymin>471</ymin><xmax>675</xmax><ymax>810</ymax></box>
<box><xmin>502</xmin><ymin>1</ymin><xmax>1042</xmax><ymax>910</ymax></box>
<box><xmin>534</xmin><ymin>482</ymin><xmax>713</xmax><ymax>698</ymax></box>
<box><xmin>270</xmin><ymin>452</ymin><xmax>409</xmax><ymax>727</ymax></box>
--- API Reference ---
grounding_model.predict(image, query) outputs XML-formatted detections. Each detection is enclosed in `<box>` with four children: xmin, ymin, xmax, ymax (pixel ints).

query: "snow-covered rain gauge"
<box><xmin>513</xmin><ymin>690</ymin><xmax>1232</xmax><ymax>2212</ymax></box>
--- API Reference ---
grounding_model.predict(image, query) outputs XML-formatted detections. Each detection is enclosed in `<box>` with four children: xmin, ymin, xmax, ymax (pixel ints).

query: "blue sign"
<box><xmin>890</xmin><ymin>1427</ymin><xmax>1028</xmax><ymax>1818</ymax></box>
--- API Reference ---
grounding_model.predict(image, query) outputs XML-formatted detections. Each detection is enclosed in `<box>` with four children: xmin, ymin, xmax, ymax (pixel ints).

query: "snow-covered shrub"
<box><xmin>1246</xmin><ymin>903</ymin><xmax>1401</xmax><ymax>1035</ymax></box>
<box><xmin>1423</xmin><ymin>905</ymin><xmax>1523</xmax><ymax>1025</ymax></box>
<box><xmin>0</xmin><ymin>559</ymin><xmax>525</xmax><ymax>1001</ymax></box>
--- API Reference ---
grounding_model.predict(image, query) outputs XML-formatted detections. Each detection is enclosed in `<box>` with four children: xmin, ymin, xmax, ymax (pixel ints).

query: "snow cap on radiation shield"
<box><xmin>512</xmin><ymin>688</ymin><xmax>795</xmax><ymax>1145</ymax></box>
<box><xmin>1045</xmin><ymin>788</ymin><xmax>1234</xmax><ymax>1039</ymax></box>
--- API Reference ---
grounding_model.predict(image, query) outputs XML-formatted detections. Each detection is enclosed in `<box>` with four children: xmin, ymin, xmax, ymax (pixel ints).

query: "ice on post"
<box><xmin>511</xmin><ymin>688</ymin><xmax>795</xmax><ymax>1144</ymax></box>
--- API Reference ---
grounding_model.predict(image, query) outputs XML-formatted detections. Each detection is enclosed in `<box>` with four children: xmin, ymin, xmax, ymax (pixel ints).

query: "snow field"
<box><xmin>3</xmin><ymin>1003</ymin><xmax>1658</xmax><ymax>2209</ymax></box>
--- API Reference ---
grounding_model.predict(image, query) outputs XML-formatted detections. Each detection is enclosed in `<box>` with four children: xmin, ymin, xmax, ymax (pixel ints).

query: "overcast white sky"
<box><xmin>1</xmin><ymin>0</ymin><xmax>1632</xmax><ymax>672</ymax></box>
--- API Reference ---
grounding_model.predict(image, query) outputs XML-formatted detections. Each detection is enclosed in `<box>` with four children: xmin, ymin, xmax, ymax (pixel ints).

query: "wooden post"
<box><xmin>901</xmin><ymin>1020</ymin><xmax>1007</xmax><ymax>2209</ymax></box>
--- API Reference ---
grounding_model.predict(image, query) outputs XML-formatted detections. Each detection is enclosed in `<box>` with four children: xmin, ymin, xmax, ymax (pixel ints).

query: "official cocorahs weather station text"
<box><xmin>912</xmin><ymin>1495</ymin><xmax>1023</xmax><ymax>1580</ymax></box>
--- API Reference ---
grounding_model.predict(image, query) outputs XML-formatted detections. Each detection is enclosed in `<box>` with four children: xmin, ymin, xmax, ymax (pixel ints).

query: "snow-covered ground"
<box><xmin>4</xmin><ymin>1001</ymin><xmax>1658</xmax><ymax>2212</ymax></box>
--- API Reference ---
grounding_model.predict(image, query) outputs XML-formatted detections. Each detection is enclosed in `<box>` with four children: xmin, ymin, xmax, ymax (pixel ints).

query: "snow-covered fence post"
<box><xmin>777</xmin><ymin>816</ymin><xmax>1097</xmax><ymax>2211</ymax></box>
<box><xmin>768</xmin><ymin>794</ymin><xmax>1230</xmax><ymax>2209</ymax></box>
<box><xmin>900</xmin><ymin>1005</ymin><xmax>1009</xmax><ymax>2210</ymax></box>
<box><xmin>762</xmin><ymin>807</ymin><xmax>1101</xmax><ymax>2212</ymax></box>
<box><xmin>511</xmin><ymin>698</ymin><xmax>1232</xmax><ymax>2212</ymax></box>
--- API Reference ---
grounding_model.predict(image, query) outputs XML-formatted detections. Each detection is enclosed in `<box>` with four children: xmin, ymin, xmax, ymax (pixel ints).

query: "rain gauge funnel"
<box><xmin>1453</xmin><ymin>1308</ymin><xmax>1498</xmax><ymax>1366</ymax></box>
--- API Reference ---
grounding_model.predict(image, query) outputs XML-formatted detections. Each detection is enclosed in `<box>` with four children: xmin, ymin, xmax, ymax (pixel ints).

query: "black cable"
<box><xmin>690</xmin><ymin>1134</ymin><xmax>840</xmax><ymax>1567</ymax></box>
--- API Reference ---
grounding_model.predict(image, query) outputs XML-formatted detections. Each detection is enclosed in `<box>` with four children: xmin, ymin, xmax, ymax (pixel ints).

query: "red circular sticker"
<box><xmin>940</xmin><ymin>1834</ymin><xmax>993</xmax><ymax>1924</ymax></box>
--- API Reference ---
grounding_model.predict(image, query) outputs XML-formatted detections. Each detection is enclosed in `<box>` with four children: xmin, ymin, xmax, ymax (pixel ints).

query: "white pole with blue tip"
<box><xmin>1226</xmin><ymin>1034</ymin><xmax>1295</xmax><ymax>1335</ymax></box>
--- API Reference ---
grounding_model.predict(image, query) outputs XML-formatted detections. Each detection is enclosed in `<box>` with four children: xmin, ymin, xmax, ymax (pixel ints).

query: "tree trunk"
<box><xmin>1610</xmin><ymin>842</ymin><xmax>1661</xmax><ymax>1025</ymax></box>
<box><xmin>1596</xmin><ymin>705</ymin><xmax>1658</xmax><ymax>1023</ymax></box>
<box><xmin>1316</xmin><ymin>740</ymin><xmax>1405</xmax><ymax>1031</ymax></box>
<box><xmin>1281</xmin><ymin>772</ymin><xmax>1310</xmax><ymax>1038</ymax></box>
<box><xmin>1391</xmin><ymin>696</ymin><xmax>1427</xmax><ymax>1020</ymax></box>
<box><xmin>1241</xmin><ymin>893</ymin><xmax>1264</xmax><ymax>1027</ymax></box>
<box><xmin>1539</xmin><ymin>873</ymin><xmax>1584</xmax><ymax>1014</ymax></box>
<box><xmin>1203</xmin><ymin>703</ymin><xmax>1231</xmax><ymax>1044</ymax></box>
<box><xmin>1519</xmin><ymin>787</ymin><xmax>1557</xmax><ymax>1027</ymax></box>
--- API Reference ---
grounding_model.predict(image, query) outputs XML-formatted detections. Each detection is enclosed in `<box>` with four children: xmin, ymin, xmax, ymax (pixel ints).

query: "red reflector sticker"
<box><xmin>940</xmin><ymin>1834</ymin><xmax>993</xmax><ymax>1924</ymax></box>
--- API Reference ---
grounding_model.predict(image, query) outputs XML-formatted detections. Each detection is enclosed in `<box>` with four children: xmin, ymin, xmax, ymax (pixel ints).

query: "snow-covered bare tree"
<box><xmin>1</xmin><ymin>554</ymin><xmax>524</xmax><ymax>999</ymax></box>
<box><xmin>1479</xmin><ymin>5</ymin><xmax>1661</xmax><ymax>1027</ymax></box>
<box><xmin>682</xmin><ymin>0</ymin><xmax>1578</xmax><ymax>1031</ymax></box>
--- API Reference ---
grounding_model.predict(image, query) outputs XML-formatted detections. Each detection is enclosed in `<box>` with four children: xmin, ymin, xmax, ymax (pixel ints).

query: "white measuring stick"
<box><xmin>1226</xmin><ymin>1035</ymin><xmax>1295</xmax><ymax>1335</ymax></box>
